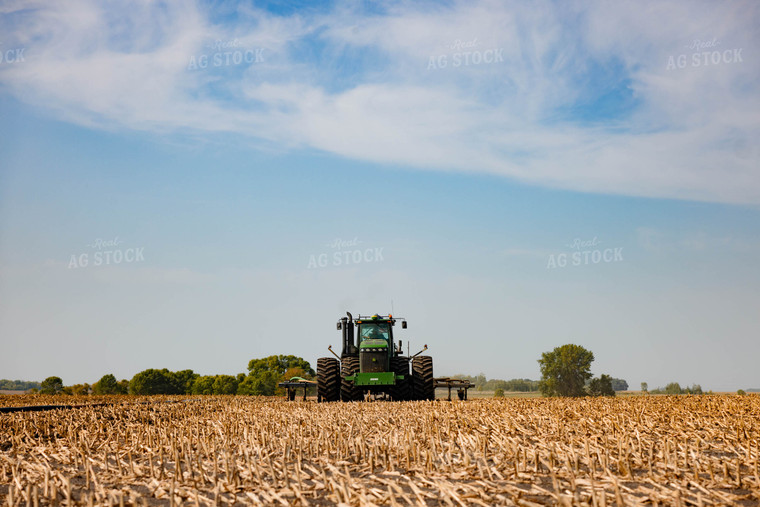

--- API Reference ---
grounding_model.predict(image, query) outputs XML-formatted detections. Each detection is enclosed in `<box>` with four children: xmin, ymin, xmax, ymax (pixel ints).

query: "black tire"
<box><xmin>341</xmin><ymin>356</ymin><xmax>362</xmax><ymax>401</ymax></box>
<box><xmin>412</xmin><ymin>356</ymin><xmax>435</xmax><ymax>401</ymax></box>
<box><xmin>317</xmin><ymin>357</ymin><xmax>340</xmax><ymax>402</ymax></box>
<box><xmin>390</xmin><ymin>356</ymin><xmax>410</xmax><ymax>401</ymax></box>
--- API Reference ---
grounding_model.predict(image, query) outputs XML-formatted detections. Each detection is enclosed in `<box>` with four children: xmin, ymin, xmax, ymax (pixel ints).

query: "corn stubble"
<box><xmin>1</xmin><ymin>395</ymin><xmax>758</xmax><ymax>505</ymax></box>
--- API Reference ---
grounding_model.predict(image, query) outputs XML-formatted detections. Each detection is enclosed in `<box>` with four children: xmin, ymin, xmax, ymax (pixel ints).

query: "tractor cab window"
<box><xmin>359</xmin><ymin>322</ymin><xmax>389</xmax><ymax>341</ymax></box>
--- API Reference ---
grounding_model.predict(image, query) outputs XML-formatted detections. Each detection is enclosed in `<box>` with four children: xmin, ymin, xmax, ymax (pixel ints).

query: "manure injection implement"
<box><xmin>280</xmin><ymin>312</ymin><xmax>472</xmax><ymax>401</ymax></box>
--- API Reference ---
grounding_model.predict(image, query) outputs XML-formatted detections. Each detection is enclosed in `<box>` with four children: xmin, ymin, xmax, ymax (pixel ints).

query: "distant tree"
<box><xmin>538</xmin><ymin>344</ymin><xmax>594</xmax><ymax>397</ymax></box>
<box><xmin>650</xmin><ymin>382</ymin><xmax>704</xmax><ymax>395</ymax></box>
<box><xmin>238</xmin><ymin>355</ymin><xmax>314</xmax><ymax>396</ymax></box>
<box><xmin>0</xmin><ymin>379</ymin><xmax>41</xmax><ymax>391</ymax></box>
<box><xmin>587</xmin><ymin>374</ymin><xmax>616</xmax><ymax>397</ymax></box>
<box><xmin>92</xmin><ymin>374</ymin><xmax>122</xmax><ymax>395</ymax></box>
<box><xmin>504</xmin><ymin>379</ymin><xmax>540</xmax><ymax>392</ymax></box>
<box><xmin>172</xmin><ymin>370</ymin><xmax>199</xmax><ymax>394</ymax></box>
<box><xmin>664</xmin><ymin>382</ymin><xmax>682</xmax><ymax>395</ymax></box>
<box><xmin>640</xmin><ymin>382</ymin><xmax>648</xmax><ymax>393</ymax></box>
<box><xmin>63</xmin><ymin>383</ymin><xmax>90</xmax><ymax>395</ymax></box>
<box><xmin>40</xmin><ymin>376</ymin><xmax>64</xmax><ymax>395</ymax></box>
<box><xmin>118</xmin><ymin>379</ymin><xmax>129</xmax><ymax>393</ymax></box>
<box><xmin>737</xmin><ymin>389</ymin><xmax>746</xmax><ymax>396</ymax></box>
<box><xmin>129</xmin><ymin>369</ymin><xmax>178</xmax><ymax>395</ymax></box>
<box><xmin>192</xmin><ymin>376</ymin><xmax>216</xmax><ymax>395</ymax></box>
<box><xmin>451</xmin><ymin>375</ymin><xmax>540</xmax><ymax>392</ymax></box>
<box><xmin>247</xmin><ymin>355</ymin><xmax>315</xmax><ymax>377</ymax></box>
<box><xmin>494</xmin><ymin>388</ymin><xmax>505</xmax><ymax>398</ymax></box>
<box><xmin>684</xmin><ymin>384</ymin><xmax>703</xmax><ymax>395</ymax></box>
<box><xmin>237</xmin><ymin>374</ymin><xmax>275</xmax><ymax>396</ymax></box>
<box><xmin>212</xmin><ymin>375</ymin><xmax>239</xmax><ymax>395</ymax></box>
<box><xmin>610</xmin><ymin>378</ymin><xmax>628</xmax><ymax>391</ymax></box>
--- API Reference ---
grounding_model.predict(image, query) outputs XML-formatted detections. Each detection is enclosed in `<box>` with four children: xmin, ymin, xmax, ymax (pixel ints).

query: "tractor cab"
<box><xmin>359</xmin><ymin>320</ymin><xmax>390</xmax><ymax>341</ymax></box>
<box><xmin>357</xmin><ymin>316</ymin><xmax>392</xmax><ymax>373</ymax></box>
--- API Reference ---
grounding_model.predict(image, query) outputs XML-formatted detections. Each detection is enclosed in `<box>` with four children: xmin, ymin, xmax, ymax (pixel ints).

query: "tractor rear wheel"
<box><xmin>412</xmin><ymin>355</ymin><xmax>435</xmax><ymax>401</ymax></box>
<box><xmin>316</xmin><ymin>357</ymin><xmax>340</xmax><ymax>402</ymax></box>
<box><xmin>390</xmin><ymin>356</ymin><xmax>410</xmax><ymax>401</ymax></box>
<box><xmin>341</xmin><ymin>356</ymin><xmax>362</xmax><ymax>401</ymax></box>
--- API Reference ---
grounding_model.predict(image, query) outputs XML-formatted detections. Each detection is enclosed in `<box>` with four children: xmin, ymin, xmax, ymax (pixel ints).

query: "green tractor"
<box><xmin>316</xmin><ymin>312</ymin><xmax>435</xmax><ymax>402</ymax></box>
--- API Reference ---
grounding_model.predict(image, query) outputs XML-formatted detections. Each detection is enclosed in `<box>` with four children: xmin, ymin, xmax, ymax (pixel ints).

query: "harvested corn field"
<box><xmin>1</xmin><ymin>395</ymin><xmax>759</xmax><ymax>505</ymax></box>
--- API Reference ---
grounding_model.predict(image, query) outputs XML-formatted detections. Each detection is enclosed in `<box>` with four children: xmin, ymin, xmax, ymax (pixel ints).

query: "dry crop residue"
<box><xmin>1</xmin><ymin>395</ymin><xmax>759</xmax><ymax>505</ymax></box>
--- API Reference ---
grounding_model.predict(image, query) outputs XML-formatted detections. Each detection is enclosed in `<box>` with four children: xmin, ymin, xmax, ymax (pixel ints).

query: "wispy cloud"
<box><xmin>636</xmin><ymin>226</ymin><xmax>760</xmax><ymax>253</ymax></box>
<box><xmin>1</xmin><ymin>0</ymin><xmax>758</xmax><ymax>204</ymax></box>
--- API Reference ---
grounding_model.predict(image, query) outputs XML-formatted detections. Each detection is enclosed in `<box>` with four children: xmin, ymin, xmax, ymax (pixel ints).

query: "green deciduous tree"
<box><xmin>172</xmin><ymin>369</ymin><xmax>199</xmax><ymax>395</ymax></box>
<box><xmin>92</xmin><ymin>374</ymin><xmax>125</xmax><ymax>395</ymax></box>
<box><xmin>247</xmin><ymin>355</ymin><xmax>315</xmax><ymax>377</ymax></box>
<box><xmin>237</xmin><ymin>371</ymin><xmax>279</xmax><ymax>396</ymax></box>
<box><xmin>192</xmin><ymin>376</ymin><xmax>216</xmax><ymax>395</ymax></box>
<box><xmin>587</xmin><ymin>374</ymin><xmax>616</xmax><ymax>397</ymax></box>
<box><xmin>684</xmin><ymin>384</ymin><xmax>703</xmax><ymax>395</ymax></box>
<box><xmin>237</xmin><ymin>355</ymin><xmax>314</xmax><ymax>396</ymax></box>
<box><xmin>213</xmin><ymin>375</ymin><xmax>239</xmax><ymax>395</ymax></box>
<box><xmin>40</xmin><ymin>376</ymin><xmax>63</xmax><ymax>395</ymax></box>
<box><xmin>610</xmin><ymin>378</ymin><xmax>628</xmax><ymax>391</ymax></box>
<box><xmin>664</xmin><ymin>382</ymin><xmax>682</xmax><ymax>395</ymax></box>
<box><xmin>0</xmin><ymin>379</ymin><xmax>40</xmax><ymax>391</ymax></box>
<box><xmin>129</xmin><ymin>369</ymin><xmax>178</xmax><ymax>395</ymax></box>
<box><xmin>538</xmin><ymin>344</ymin><xmax>594</xmax><ymax>397</ymax></box>
<box><xmin>62</xmin><ymin>383</ymin><xmax>90</xmax><ymax>395</ymax></box>
<box><xmin>129</xmin><ymin>369</ymin><xmax>199</xmax><ymax>395</ymax></box>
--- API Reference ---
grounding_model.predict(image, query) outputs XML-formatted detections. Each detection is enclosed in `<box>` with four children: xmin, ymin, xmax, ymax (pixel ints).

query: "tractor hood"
<box><xmin>360</xmin><ymin>339</ymin><xmax>388</xmax><ymax>349</ymax></box>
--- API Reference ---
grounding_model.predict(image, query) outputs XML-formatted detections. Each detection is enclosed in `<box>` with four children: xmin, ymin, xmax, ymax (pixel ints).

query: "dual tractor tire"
<box><xmin>390</xmin><ymin>356</ymin><xmax>411</xmax><ymax>401</ymax></box>
<box><xmin>341</xmin><ymin>356</ymin><xmax>363</xmax><ymax>401</ymax></box>
<box><xmin>316</xmin><ymin>357</ymin><xmax>340</xmax><ymax>402</ymax></box>
<box><xmin>412</xmin><ymin>355</ymin><xmax>435</xmax><ymax>401</ymax></box>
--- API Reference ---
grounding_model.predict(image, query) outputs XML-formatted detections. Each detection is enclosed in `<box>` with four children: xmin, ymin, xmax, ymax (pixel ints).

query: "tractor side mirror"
<box><xmin>337</xmin><ymin>322</ymin><xmax>342</xmax><ymax>330</ymax></box>
<box><xmin>402</xmin><ymin>321</ymin><xmax>407</xmax><ymax>329</ymax></box>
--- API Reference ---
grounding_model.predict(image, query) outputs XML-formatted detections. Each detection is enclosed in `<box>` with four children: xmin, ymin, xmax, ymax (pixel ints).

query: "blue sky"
<box><xmin>1</xmin><ymin>0</ymin><xmax>759</xmax><ymax>391</ymax></box>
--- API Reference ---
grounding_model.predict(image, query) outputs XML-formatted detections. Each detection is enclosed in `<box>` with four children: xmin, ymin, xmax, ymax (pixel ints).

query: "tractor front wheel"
<box><xmin>341</xmin><ymin>356</ymin><xmax>362</xmax><ymax>401</ymax></box>
<box><xmin>390</xmin><ymin>356</ymin><xmax>410</xmax><ymax>401</ymax></box>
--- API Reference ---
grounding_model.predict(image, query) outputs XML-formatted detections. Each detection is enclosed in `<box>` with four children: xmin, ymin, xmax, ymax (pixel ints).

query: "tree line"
<box><xmin>644</xmin><ymin>382</ymin><xmax>704</xmax><ymax>395</ymax></box>
<box><xmin>32</xmin><ymin>355</ymin><xmax>314</xmax><ymax>396</ymax></box>
<box><xmin>0</xmin><ymin>379</ymin><xmax>41</xmax><ymax>391</ymax></box>
<box><xmin>454</xmin><ymin>372</ymin><xmax>629</xmax><ymax>394</ymax></box>
<box><xmin>452</xmin><ymin>375</ymin><xmax>542</xmax><ymax>392</ymax></box>
<box><xmin>537</xmin><ymin>344</ymin><xmax>712</xmax><ymax>397</ymax></box>
<box><xmin>13</xmin><ymin>346</ymin><xmax>712</xmax><ymax>399</ymax></box>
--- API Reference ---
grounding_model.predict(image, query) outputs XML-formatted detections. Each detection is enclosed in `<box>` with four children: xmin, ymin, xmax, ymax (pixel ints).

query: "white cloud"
<box><xmin>1</xmin><ymin>0</ymin><xmax>758</xmax><ymax>204</ymax></box>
